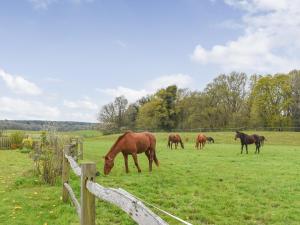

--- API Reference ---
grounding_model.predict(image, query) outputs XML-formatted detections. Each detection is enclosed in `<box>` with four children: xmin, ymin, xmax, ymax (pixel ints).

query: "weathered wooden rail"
<box><xmin>62</xmin><ymin>144</ymin><xmax>169</xmax><ymax>225</ymax></box>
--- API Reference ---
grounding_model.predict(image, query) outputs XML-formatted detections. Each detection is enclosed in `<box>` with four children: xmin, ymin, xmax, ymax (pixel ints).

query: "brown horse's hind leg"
<box><xmin>122</xmin><ymin>152</ymin><xmax>129</xmax><ymax>173</ymax></box>
<box><xmin>132</xmin><ymin>153</ymin><xmax>142</xmax><ymax>173</ymax></box>
<box><xmin>145</xmin><ymin>150</ymin><xmax>153</xmax><ymax>172</ymax></box>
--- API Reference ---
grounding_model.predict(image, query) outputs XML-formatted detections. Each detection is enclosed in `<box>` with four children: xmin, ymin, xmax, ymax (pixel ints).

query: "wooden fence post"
<box><xmin>81</xmin><ymin>163</ymin><xmax>96</xmax><ymax>225</ymax></box>
<box><xmin>79</xmin><ymin>140</ymin><xmax>83</xmax><ymax>160</ymax></box>
<box><xmin>62</xmin><ymin>145</ymin><xmax>71</xmax><ymax>203</ymax></box>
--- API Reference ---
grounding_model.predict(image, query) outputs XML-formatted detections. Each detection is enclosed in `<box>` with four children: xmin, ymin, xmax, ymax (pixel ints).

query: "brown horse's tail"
<box><xmin>168</xmin><ymin>139</ymin><xmax>171</xmax><ymax>148</ymax></box>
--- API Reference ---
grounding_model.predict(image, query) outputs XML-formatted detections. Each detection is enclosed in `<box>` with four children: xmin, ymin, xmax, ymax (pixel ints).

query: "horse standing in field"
<box><xmin>168</xmin><ymin>134</ymin><xmax>184</xmax><ymax>149</ymax></box>
<box><xmin>195</xmin><ymin>134</ymin><xmax>207</xmax><ymax>150</ymax></box>
<box><xmin>103</xmin><ymin>131</ymin><xmax>159</xmax><ymax>175</ymax></box>
<box><xmin>207</xmin><ymin>137</ymin><xmax>215</xmax><ymax>144</ymax></box>
<box><xmin>235</xmin><ymin>131</ymin><xmax>261</xmax><ymax>154</ymax></box>
<box><xmin>259</xmin><ymin>136</ymin><xmax>266</xmax><ymax>146</ymax></box>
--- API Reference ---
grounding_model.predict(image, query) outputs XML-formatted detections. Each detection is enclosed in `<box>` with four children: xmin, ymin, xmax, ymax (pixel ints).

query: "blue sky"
<box><xmin>1</xmin><ymin>0</ymin><xmax>299</xmax><ymax>122</ymax></box>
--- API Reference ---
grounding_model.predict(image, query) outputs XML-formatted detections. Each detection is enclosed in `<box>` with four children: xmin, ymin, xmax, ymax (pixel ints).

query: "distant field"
<box><xmin>1</xmin><ymin>131</ymin><xmax>300</xmax><ymax>225</ymax></box>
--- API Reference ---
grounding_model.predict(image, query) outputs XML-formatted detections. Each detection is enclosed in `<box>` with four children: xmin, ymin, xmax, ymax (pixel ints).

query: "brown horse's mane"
<box><xmin>107</xmin><ymin>131</ymin><xmax>133</xmax><ymax>155</ymax></box>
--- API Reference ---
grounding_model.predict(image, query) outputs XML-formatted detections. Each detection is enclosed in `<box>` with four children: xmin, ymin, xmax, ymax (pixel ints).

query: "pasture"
<box><xmin>1</xmin><ymin>131</ymin><xmax>300</xmax><ymax>225</ymax></box>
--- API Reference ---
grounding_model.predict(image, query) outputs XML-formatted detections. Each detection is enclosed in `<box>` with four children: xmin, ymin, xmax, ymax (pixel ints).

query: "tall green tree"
<box><xmin>136</xmin><ymin>85</ymin><xmax>179</xmax><ymax>130</ymax></box>
<box><xmin>98</xmin><ymin>96</ymin><xmax>128</xmax><ymax>130</ymax></box>
<box><xmin>204</xmin><ymin>72</ymin><xmax>248</xmax><ymax>127</ymax></box>
<box><xmin>250</xmin><ymin>74</ymin><xmax>293</xmax><ymax>127</ymax></box>
<box><xmin>289</xmin><ymin>70</ymin><xmax>300</xmax><ymax>129</ymax></box>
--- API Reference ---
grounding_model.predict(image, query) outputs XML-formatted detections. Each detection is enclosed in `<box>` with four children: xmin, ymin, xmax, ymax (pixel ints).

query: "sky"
<box><xmin>0</xmin><ymin>0</ymin><xmax>300</xmax><ymax>122</ymax></box>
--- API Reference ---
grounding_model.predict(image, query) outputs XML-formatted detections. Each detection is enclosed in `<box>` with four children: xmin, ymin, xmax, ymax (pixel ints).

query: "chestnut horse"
<box><xmin>168</xmin><ymin>134</ymin><xmax>184</xmax><ymax>149</ymax></box>
<box><xmin>235</xmin><ymin>131</ymin><xmax>261</xmax><ymax>154</ymax></box>
<box><xmin>103</xmin><ymin>131</ymin><xmax>159</xmax><ymax>175</ymax></box>
<box><xmin>195</xmin><ymin>133</ymin><xmax>207</xmax><ymax>149</ymax></box>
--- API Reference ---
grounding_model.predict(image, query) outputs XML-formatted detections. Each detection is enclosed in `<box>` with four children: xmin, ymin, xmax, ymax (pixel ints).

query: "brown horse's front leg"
<box><xmin>132</xmin><ymin>153</ymin><xmax>141</xmax><ymax>173</ymax></box>
<box><xmin>122</xmin><ymin>152</ymin><xmax>129</xmax><ymax>173</ymax></box>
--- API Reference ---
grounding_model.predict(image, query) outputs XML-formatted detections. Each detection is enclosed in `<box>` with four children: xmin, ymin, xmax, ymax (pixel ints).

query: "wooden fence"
<box><xmin>0</xmin><ymin>137</ymin><xmax>11</xmax><ymax>149</ymax></box>
<box><xmin>62</xmin><ymin>144</ymin><xmax>169</xmax><ymax>225</ymax></box>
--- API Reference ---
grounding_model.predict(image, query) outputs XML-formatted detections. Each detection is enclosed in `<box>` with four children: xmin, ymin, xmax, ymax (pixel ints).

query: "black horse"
<box><xmin>235</xmin><ymin>131</ymin><xmax>261</xmax><ymax>154</ymax></box>
<box><xmin>259</xmin><ymin>136</ymin><xmax>266</xmax><ymax>146</ymax></box>
<box><xmin>207</xmin><ymin>137</ymin><xmax>215</xmax><ymax>144</ymax></box>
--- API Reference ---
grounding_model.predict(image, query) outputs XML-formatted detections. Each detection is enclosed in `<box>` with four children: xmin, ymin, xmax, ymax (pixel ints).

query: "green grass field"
<box><xmin>1</xmin><ymin>131</ymin><xmax>300</xmax><ymax>225</ymax></box>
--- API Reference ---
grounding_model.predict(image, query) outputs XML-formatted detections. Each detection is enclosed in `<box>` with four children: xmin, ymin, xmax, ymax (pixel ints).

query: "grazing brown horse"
<box><xmin>168</xmin><ymin>134</ymin><xmax>184</xmax><ymax>149</ymax></box>
<box><xmin>103</xmin><ymin>131</ymin><xmax>159</xmax><ymax>175</ymax></box>
<box><xmin>195</xmin><ymin>134</ymin><xmax>207</xmax><ymax>149</ymax></box>
<box><xmin>235</xmin><ymin>131</ymin><xmax>261</xmax><ymax>154</ymax></box>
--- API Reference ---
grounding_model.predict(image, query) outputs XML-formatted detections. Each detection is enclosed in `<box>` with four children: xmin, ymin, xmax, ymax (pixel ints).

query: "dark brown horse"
<box><xmin>168</xmin><ymin>134</ymin><xmax>184</xmax><ymax>149</ymax></box>
<box><xmin>207</xmin><ymin>137</ymin><xmax>215</xmax><ymax>144</ymax></box>
<box><xmin>195</xmin><ymin>133</ymin><xmax>207</xmax><ymax>149</ymax></box>
<box><xmin>235</xmin><ymin>131</ymin><xmax>261</xmax><ymax>154</ymax></box>
<box><xmin>103</xmin><ymin>131</ymin><xmax>159</xmax><ymax>175</ymax></box>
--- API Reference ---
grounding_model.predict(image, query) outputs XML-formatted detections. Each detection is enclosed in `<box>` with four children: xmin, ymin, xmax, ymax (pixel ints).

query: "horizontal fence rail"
<box><xmin>65</xmin><ymin>153</ymin><xmax>82</xmax><ymax>177</ymax></box>
<box><xmin>86</xmin><ymin>180</ymin><xmax>168</xmax><ymax>225</ymax></box>
<box><xmin>64</xmin><ymin>182</ymin><xmax>81</xmax><ymax>218</ymax></box>
<box><xmin>62</xmin><ymin>144</ymin><xmax>186</xmax><ymax>225</ymax></box>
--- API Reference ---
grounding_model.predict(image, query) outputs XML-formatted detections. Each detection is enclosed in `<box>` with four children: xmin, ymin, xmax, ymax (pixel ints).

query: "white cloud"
<box><xmin>63</xmin><ymin>98</ymin><xmax>98</xmax><ymax>110</ymax></box>
<box><xmin>65</xmin><ymin>112</ymin><xmax>96</xmax><ymax>122</ymax></box>
<box><xmin>148</xmin><ymin>74</ymin><xmax>193</xmax><ymax>90</ymax></box>
<box><xmin>0</xmin><ymin>68</ymin><xmax>42</xmax><ymax>95</ymax></box>
<box><xmin>28</xmin><ymin>0</ymin><xmax>94</xmax><ymax>10</ymax></box>
<box><xmin>29</xmin><ymin>0</ymin><xmax>57</xmax><ymax>9</ymax></box>
<box><xmin>0</xmin><ymin>97</ymin><xmax>60</xmax><ymax>120</ymax></box>
<box><xmin>115</xmin><ymin>40</ymin><xmax>127</xmax><ymax>48</ymax></box>
<box><xmin>98</xmin><ymin>74</ymin><xmax>193</xmax><ymax>103</ymax></box>
<box><xmin>192</xmin><ymin>0</ymin><xmax>300</xmax><ymax>73</ymax></box>
<box><xmin>98</xmin><ymin>86</ymin><xmax>148</xmax><ymax>102</ymax></box>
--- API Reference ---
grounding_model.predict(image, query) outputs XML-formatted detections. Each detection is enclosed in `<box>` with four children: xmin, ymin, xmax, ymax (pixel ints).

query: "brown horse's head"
<box><xmin>103</xmin><ymin>156</ymin><xmax>114</xmax><ymax>175</ymax></box>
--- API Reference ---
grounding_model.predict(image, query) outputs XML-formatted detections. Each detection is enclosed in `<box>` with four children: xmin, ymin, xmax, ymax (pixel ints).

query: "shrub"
<box><xmin>19</xmin><ymin>148</ymin><xmax>31</xmax><ymax>154</ymax></box>
<box><xmin>10</xmin><ymin>131</ymin><xmax>25</xmax><ymax>149</ymax></box>
<box><xmin>30</xmin><ymin>129</ymin><xmax>74</xmax><ymax>185</ymax></box>
<box><xmin>22</xmin><ymin>137</ymin><xmax>33</xmax><ymax>149</ymax></box>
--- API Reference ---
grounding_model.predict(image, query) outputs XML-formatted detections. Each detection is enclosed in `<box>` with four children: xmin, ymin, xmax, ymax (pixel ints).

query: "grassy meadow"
<box><xmin>1</xmin><ymin>131</ymin><xmax>300</xmax><ymax>225</ymax></box>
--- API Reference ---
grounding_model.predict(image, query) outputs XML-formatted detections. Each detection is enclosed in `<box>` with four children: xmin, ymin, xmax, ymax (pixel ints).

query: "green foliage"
<box><xmin>10</xmin><ymin>131</ymin><xmax>25</xmax><ymax>149</ymax></box>
<box><xmin>19</xmin><ymin>148</ymin><xmax>32</xmax><ymax>154</ymax></box>
<box><xmin>22</xmin><ymin>137</ymin><xmax>33</xmax><ymax>149</ymax></box>
<box><xmin>98</xmin><ymin>96</ymin><xmax>129</xmax><ymax>132</ymax></box>
<box><xmin>250</xmin><ymin>74</ymin><xmax>293</xmax><ymax>127</ymax></box>
<box><xmin>98</xmin><ymin>70</ymin><xmax>300</xmax><ymax>131</ymax></box>
<box><xmin>31</xmin><ymin>130</ymin><xmax>71</xmax><ymax>185</ymax></box>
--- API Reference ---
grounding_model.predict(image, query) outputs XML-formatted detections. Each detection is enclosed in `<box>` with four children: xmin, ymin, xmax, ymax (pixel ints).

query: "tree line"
<box><xmin>0</xmin><ymin>120</ymin><xmax>95</xmax><ymax>131</ymax></box>
<box><xmin>98</xmin><ymin>70</ymin><xmax>300</xmax><ymax>132</ymax></box>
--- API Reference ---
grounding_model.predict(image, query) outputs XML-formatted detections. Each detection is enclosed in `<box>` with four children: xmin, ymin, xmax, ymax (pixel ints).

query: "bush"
<box><xmin>22</xmin><ymin>137</ymin><xmax>33</xmax><ymax>149</ymax></box>
<box><xmin>30</xmin><ymin>129</ymin><xmax>74</xmax><ymax>185</ymax></box>
<box><xmin>19</xmin><ymin>148</ymin><xmax>31</xmax><ymax>154</ymax></box>
<box><xmin>10</xmin><ymin>131</ymin><xmax>25</xmax><ymax>149</ymax></box>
